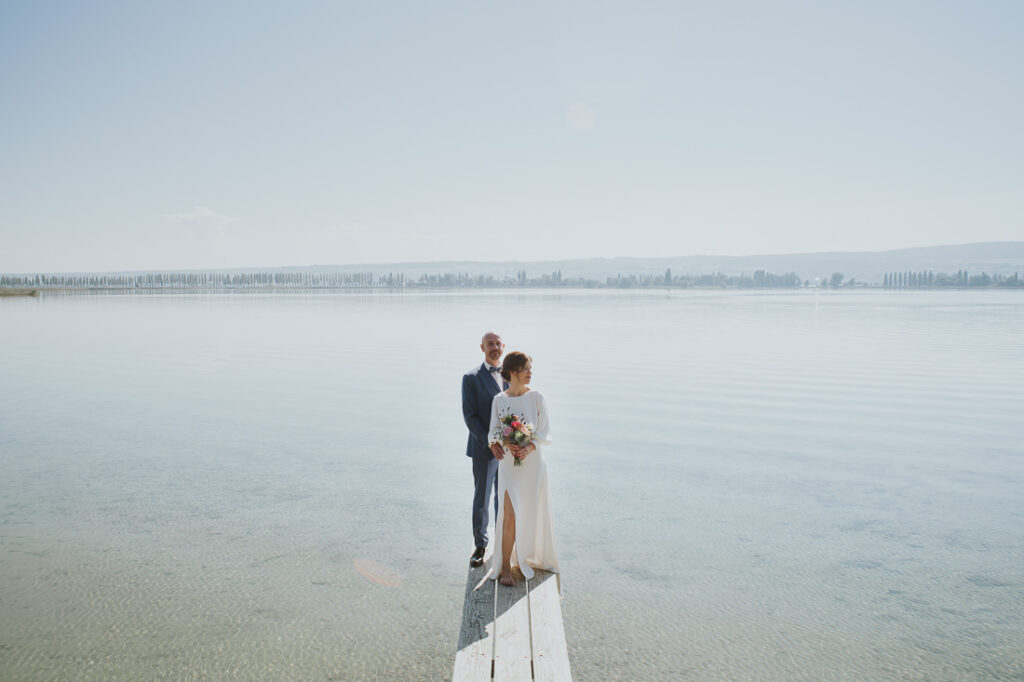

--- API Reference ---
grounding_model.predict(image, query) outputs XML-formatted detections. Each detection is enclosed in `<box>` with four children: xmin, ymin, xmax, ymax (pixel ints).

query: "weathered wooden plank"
<box><xmin>528</xmin><ymin>570</ymin><xmax>572</xmax><ymax>682</ymax></box>
<box><xmin>493</xmin><ymin>572</ymin><xmax>533</xmax><ymax>680</ymax></box>
<box><xmin>453</xmin><ymin>565</ymin><xmax>496</xmax><ymax>682</ymax></box>
<box><xmin>454</xmin><ymin>563</ymin><xmax>571</xmax><ymax>681</ymax></box>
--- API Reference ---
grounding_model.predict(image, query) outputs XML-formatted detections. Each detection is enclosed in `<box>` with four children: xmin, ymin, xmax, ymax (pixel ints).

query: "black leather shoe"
<box><xmin>470</xmin><ymin>547</ymin><xmax>485</xmax><ymax>567</ymax></box>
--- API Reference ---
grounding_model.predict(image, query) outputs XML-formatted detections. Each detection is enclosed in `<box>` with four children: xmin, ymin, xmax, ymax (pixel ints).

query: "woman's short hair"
<box><xmin>501</xmin><ymin>351</ymin><xmax>532</xmax><ymax>382</ymax></box>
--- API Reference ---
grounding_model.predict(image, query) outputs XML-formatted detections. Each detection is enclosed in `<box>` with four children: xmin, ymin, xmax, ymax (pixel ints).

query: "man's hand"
<box><xmin>490</xmin><ymin>442</ymin><xmax>505</xmax><ymax>460</ymax></box>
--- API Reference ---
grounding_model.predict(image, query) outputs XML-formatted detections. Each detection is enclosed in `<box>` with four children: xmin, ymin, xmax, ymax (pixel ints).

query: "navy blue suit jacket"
<box><xmin>462</xmin><ymin>363</ymin><xmax>507</xmax><ymax>458</ymax></box>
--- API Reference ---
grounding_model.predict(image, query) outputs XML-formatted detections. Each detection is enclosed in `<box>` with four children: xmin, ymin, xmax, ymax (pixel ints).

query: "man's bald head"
<box><xmin>480</xmin><ymin>332</ymin><xmax>505</xmax><ymax>367</ymax></box>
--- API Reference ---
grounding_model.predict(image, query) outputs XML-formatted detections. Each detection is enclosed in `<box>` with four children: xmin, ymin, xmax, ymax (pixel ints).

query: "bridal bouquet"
<box><xmin>493</xmin><ymin>412</ymin><xmax>534</xmax><ymax>466</ymax></box>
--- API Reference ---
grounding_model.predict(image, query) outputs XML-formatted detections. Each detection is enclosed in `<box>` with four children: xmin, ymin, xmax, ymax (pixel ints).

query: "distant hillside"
<box><xmin>290</xmin><ymin>241</ymin><xmax>1024</xmax><ymax>283</ymax></box>
<box><xmin>7</xmin><ymin>242</ymin><xmax>1023</xmax><ymax>285</ymax></box>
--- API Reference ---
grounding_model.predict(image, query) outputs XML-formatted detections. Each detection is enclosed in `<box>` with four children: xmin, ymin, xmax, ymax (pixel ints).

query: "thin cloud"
<box><xmin>565</xmin><ymin>102</ymin><xmax>597</xmax><ymax>133</ymax></box>
<box><xmin>319</xmin><ymin>222</ymin><xmax>371</xmax><ymax>236</ymax></box>
<box><xmin>163</xmin><ymin>206</ymin><xmax>238</xmax><ymax>229</ymax></box>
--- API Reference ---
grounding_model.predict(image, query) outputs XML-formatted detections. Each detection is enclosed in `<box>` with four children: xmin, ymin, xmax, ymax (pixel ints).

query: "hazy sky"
<box><xmin>1</xmin><ymin>1</ymin><xmax>1021</xmax><ymax>272</ymax></box>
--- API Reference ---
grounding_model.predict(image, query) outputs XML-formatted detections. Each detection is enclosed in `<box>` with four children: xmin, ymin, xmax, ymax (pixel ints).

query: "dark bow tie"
<box><xmin>487</xmin><ymin>365</ymin><xmax>501</xmax><ymax>373</ymax></box>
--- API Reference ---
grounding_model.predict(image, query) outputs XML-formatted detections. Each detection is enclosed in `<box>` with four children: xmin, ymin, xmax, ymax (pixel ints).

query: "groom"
<box><xmin>462</xmin><ymin>331</ymin><xmax>508</xmax><ymax>567</ymax></box>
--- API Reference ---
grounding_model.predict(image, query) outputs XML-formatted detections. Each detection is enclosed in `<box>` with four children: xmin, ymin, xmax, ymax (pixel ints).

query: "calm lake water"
<box><xmin>1</xmin><ymin>289</ymin><xmax>1022</xmax><ymax>681</ymax></box>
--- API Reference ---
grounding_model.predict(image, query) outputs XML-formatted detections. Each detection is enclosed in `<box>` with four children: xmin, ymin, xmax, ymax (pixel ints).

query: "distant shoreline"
<box><xmin>4</xmin><ymin>241</ymin><xmax>1021</xmax><ymax>285</ymax></box>
<box><xmin>4</xmin><ymin>259</ymin><xmax>1021</xmax><ymax>292</ymax></box>
<box><xmin>3</xmin><ymin>284</ymin><xmax>1022</xmax><ymax>295</ymax></box>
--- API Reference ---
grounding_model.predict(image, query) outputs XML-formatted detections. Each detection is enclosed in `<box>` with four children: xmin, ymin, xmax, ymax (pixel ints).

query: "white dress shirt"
<box><xmin>485</xmin><ymin>362</ymin><xmax>502</xmax><ymax>390</ymax></box>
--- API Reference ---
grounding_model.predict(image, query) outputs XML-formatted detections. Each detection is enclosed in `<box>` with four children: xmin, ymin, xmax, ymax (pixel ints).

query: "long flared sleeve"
<box><xmin>533</xmin><ymin>392</ymin><xmax>552</xmax><ymax>446</ymax></box>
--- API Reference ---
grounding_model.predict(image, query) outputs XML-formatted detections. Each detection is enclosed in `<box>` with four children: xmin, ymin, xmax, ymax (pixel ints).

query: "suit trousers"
<box><xmin>471</xmin><ymin>454</ymin><xmax>499</xmax><ymax>549</ymax></box>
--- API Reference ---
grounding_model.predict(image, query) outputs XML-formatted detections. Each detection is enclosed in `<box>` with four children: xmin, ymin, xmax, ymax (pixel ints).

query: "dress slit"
<box><xmin>497</xmin><ymin>488</ymin><xmax>524</xmax><ymax>575</ymax></box>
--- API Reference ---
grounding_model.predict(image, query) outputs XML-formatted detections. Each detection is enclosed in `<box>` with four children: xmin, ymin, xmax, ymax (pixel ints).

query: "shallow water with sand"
<box><xmin>1</xmin><ymin>289</ymin><xmax>1022</xmax><ymax>680</ymax></box>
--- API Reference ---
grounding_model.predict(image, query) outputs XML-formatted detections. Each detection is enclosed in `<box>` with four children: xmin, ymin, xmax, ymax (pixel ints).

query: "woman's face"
<box><xmin>514</xmin><ymin>361</ymin><xmax>533</xmax><ymax>385</ymax></box>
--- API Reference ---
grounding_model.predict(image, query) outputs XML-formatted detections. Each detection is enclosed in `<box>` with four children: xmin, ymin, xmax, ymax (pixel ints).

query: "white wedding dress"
<box><xmin>487</xmin><ymin>389</ymin><xmax>560</xmax><ymax>583</ymax></box>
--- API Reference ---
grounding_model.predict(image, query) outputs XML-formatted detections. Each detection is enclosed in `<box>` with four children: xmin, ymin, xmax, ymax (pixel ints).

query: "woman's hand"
<box><xmin>509</xmin><ymin>443</ymin><xmax>535</xmax><ymax>459</ymax></box>
<box><xmin>490</xmin><ymin>442</ymin><xmax>506</xmax><ymax>460</ymax></box>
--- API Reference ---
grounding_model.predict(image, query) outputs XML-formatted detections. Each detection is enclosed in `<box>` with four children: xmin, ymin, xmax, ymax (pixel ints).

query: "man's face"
<box><xmin>480</xmin><ymin>334</ymin><xmax>505</xmax><ymax>366</ymax></box>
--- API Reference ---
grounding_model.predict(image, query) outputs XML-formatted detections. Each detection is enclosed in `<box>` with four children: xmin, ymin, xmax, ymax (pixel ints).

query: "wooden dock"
<box><xmin>453</xmin><ymin>563</ymin><xmax>571</xmax><ymax>681</ymax></box>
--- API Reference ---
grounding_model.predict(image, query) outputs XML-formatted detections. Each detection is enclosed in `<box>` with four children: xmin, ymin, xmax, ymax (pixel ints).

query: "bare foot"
<box><xmin>499</xmin><ymin>570</ymin><xmax>514</xmax><ymax>586</ymax></box>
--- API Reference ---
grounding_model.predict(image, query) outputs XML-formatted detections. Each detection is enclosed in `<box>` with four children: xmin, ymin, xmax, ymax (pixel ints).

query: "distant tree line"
<box><xmin>4</xmin><ymin>268</ymin><xmax>1020</xmax><ymax>291</ymax></box>
<box><xmin>882</xmin><ymin>270</ymin><xmax>1022</xmax><ymax>288</ymax></box>
<box><xmin>2</xmin><ymin>268</ymin><xmax>806</xmax><ymax>290</ymax></box>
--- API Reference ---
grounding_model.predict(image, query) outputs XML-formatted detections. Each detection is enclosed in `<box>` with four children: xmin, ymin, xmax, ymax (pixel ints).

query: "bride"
<box><xmin>488</xmin><ymin>352</ymin><xmax>560</xmax><ymax>587</ymax></box>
